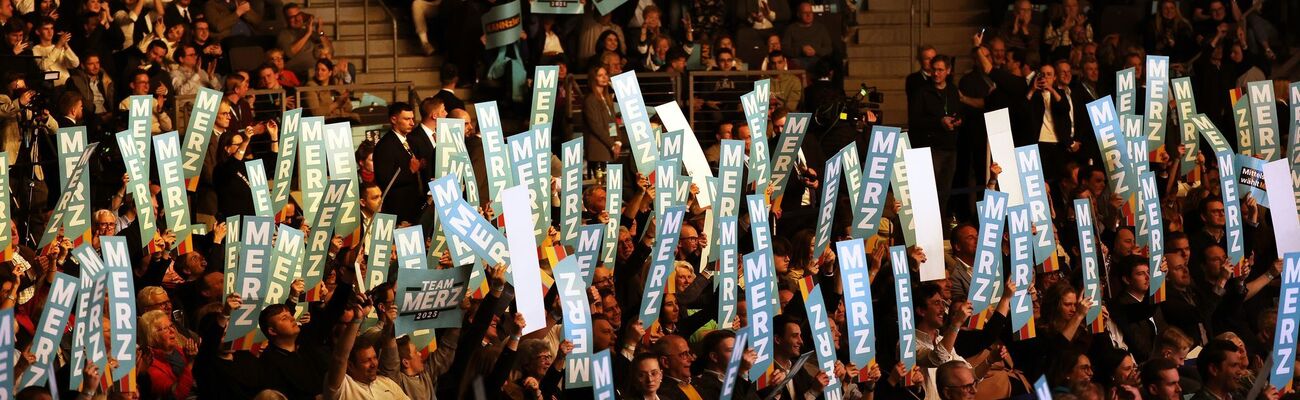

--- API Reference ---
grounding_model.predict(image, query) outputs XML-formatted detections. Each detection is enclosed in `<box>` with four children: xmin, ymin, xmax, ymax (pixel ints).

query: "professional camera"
<box><xmin>815</xmin><ymin>83</ymin><xmax>884</xmax><ymax>129</ymax></box>
<box><xmin>15</xmin><ymin>71</ymin><xmax>59</xmax><ymax>128</ymax></box>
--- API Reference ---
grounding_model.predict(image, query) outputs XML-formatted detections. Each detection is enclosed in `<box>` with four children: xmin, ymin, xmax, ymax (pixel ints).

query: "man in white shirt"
<box><xmin>31</xmin><ymin>18</ymin><xmax>79</xmax><ymax>87</ymax></box>
<box><xmin>325</xmin><ymin>297</ymin><xmax>411</xmax><ymax>400</ymax></box>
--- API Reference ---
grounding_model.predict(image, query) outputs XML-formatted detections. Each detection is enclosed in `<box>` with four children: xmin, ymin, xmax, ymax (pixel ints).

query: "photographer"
<box><xmin>907</xmin><ymin>54</ymin><xmax>961</xmax><ymax>220</ymax></box>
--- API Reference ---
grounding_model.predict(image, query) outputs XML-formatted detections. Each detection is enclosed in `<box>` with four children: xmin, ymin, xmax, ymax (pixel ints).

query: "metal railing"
<box><xmin>174</xmin><ymin>89</ymin><xmax>287</xmax><ymax>131</ymax></box>
<box><xmin>687</xmin><ymin>70</ymin><xmax>806</xmax><ymax>135</ymax></box>
<box><xmin>364</xmin><ymin>0</ymin><xmax>400</xmax><ymax>82</ymax></box>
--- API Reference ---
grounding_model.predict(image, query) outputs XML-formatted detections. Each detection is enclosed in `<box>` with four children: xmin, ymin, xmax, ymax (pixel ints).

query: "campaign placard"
<box><xmin>837</xmin><ymin>239</ymin><xmax>877</xmax><ymax>371</ymax></box>
<box><xmin>556</xmin><ymin>257</ymin><xmax>595</xmax><ymax>387</ymax></box>
<box><xmin>507</xmin><ymin>124</ymin><xmax>553</xmax><ymax>242</ymax></box>
<box><xmin>1247</xmin><ymin>81</ymin><xmax>1283</xmax><ymax>161</ymax></box>
<box><xmin>1086</xmin><ymin>97</ymin><xmax>1138</xmax><ymax>201</ymax></box>
<box><xmin>1074</xmin><ymin>199</ymin><xmax>1103</xmax><ymax>324</ymax></box>
<box><xmin>1115</xmin><ymin>67</ymin><xmax>1137</xmax><ymax>115</ymax></box>
<box><xmin>17</xmin><ymin>272</ymin><xmax>77</xmax><ymax>389</ymax></box>
<box><xmin>475</xmin><ymin>101</ymin><xmax>514</xmax><ymax>214</ymax></box>
<box><xmin>1216</xmin><ymin>152</ymin><xmax>1246</xmax><ymax>268</ymax></box>
<box><xmin>270</xmin><ymin>109</ymin><xmax>303</xmax><ymax>214</ymax></box>
<box><xmin>40</xmin><ymin>143</ymin><xmax>97</xmax><ymax>248</ymax></box>
<box><xmin>297</xmin><ymin>116</ymin><xmax>328</xmax><ymax>222</ymax></box>
<box><xmin>987</xmin><ymin>109</ymin><xmax>1025</xmax><ymax>206</ymax></box>
<box><xmin>813</xmin><ymin>149</ymin><xmax>844</xmax><ymax>260</ymax></box>
<box><xmin>301</xmin><ymin>180</ymin><xmax>350</xmax><ymax>296</ymax></box>
<box><xmin>560</xmin><ymin>138</ymin><xmax>584</xmax><ymax>247</ymax></box>
<box><xmin>1264</xmin><ymin>160</ymin><xmax>1300</xmax><ymax>256</ymax></box>
<box><xmin>224</xmin><ymin>215</ymin><xmax>241</xmax><ymax>297</ymax></box>
<box><xmin>741</xmin><ymin>81</ymin><xmax>772</xmax><ymax>194</ymax></box>
<box><xmin>1008</xmin><ymin>205</ymin><xmax>1036</xmax><ymax>337</ymax></box>
<box><xmin>395</xmin><ymin>227</ymin><xmax>469</xmax><ymax>336</ymax></box>
<box><xmin>610</xmin><ymin>71</ymin><xmax>660</xmax><ymax>173</ymax></box>
<box><xmin>1144</xmin><ymin>55</ymin><xmax>1170</xmax><ymax>149</ymax></box>
<box><xmin>481</xmin><ymin>0</ymin><xmax>522</xmax><ymax>49</ymax></box>
<box><xmin>637</xmin><ymin>206</ymin><xmax>686</xmax><ymax>329</ymax></box>
<box><xmin>890</xmin><ymin>133</ymin><xmax>916</xmax><ymax>246</ymax></box>
<box><xmin>717</xmin><ymin>216</ymin><xmax>741</xmax><ymax>328</ymax></box>
<box><xmin>1236</xmin><ymin>155</ymin><xmax>1269</xmax><ymax>208</ymax></box>
<box><xmin>903</xmin><ymin>148</ymin><xmax>944</xmax><ymax>281</ymax></box>
<box><xmin>1270</xmin><ymin>253</ymin><xmax>1300</xmax><ymax>389</ymax></box>
<box><xmin>263</xmin><ymin>224</ymin><xmax>305</xmax><ymax>305</ymax></box>
<box><xmin>429</xmin><ymin>176</ymin><xmax>511</xmax><ymax>267</ymax></box>
<box><xmin>721</xmin><ymin>332</ymin><xmax>749</xmax><ymax>400</ymax></box>
<box><xmin>573</xmin><ymin>224</ymin><xmax>604</xmax><ymax>286</ymax></box>
<box><xmin>102</xmin><ymin>235</ymin><xmax>135</xmax><ymax>379</ymax></box>
<box><xmin>151</xmin><ymin>131</ymin><xmax>193</xmax><ymax>239</ymax></box>
<box><xmin>769</xmin><ymin>113</ymin><xmax>811</xmax><ymax>201</ymax></box>
<box><xmin>804</xmin><ymin>285</ymin><xmax>841</xmax><ymax>393</ymax></box>
<box><xmin>0</xmin><ymin>308</ymin><xmax>11</xmax><ymax>399</ymax></box>
<box><xmin>1234</xmin><ymin>95</ymin><xmax>1255</xmax><ymax>157</ymax></box>
<box><xmin>1014</xmin><ymin>145</ymin><xmax>1058</xmax><ymax>265</ymax></box>
<box><xmin>366</xmin><ymin>214</ymin><xmax>397</xmax><ymax>290</ymax></box>
<box><xmin>324</xmin><ymin>122</ymin><xmax>360</xmax><ymax>236</ymax></box>
<box><xmin>69</xmin><ymin>244</ymin><xmax>108</xmax><ymax>389</ymax></box>
<box><xmin>744</xmin><ymin>249</ymin><xmax>778</xmax><ymax>382</ymax></box>
<box><xmin>970</xmin><ymin>191</ymin><xmax>1009</xmax><ymax>313</ymax></box>
<box><xmin>601</xmin><ymin>164</ymin><xmax>623</xmax><ymax>266</ymax></box>
<box><xmin>1171</xmin><ymin>77</ymin><xmax>1199</xmax><ymax>175</ymax></box>
<box><xmin>530</xmin><ymin>65</ymin><xmax>560</xmax><ymax>128</ymax></box>
<box><xmin>246</xmin><ymin>159</ymin><xmax>273</xmax><ymax>217</ymax></box>
<box><xmin>529</xmin><ymin>0</ymin><xmax>581</xmax><ymax>13</ymax></box>
<box><xmin>890</xmin><ymin>245</ymin><xmax>916</xmax><ymax>371</ymax></box>
<box><xmin>1138</xmin><ymin>172</ymin><xmax>1165</xmax><ymax>297</ymax></box>
<box><xmin>180</xmin><ymin>87</ymin><xmax>223</xmax><ymax>178</ymax></box>
<box><xmin>852</xmin><ymin>126</ymin><xmax>900</xmax><ymax>238</ymax></box>
<box><xmin>56</xmin><ymin>127</ymin><xmax>90</xmax><ymax>239</ymax></box>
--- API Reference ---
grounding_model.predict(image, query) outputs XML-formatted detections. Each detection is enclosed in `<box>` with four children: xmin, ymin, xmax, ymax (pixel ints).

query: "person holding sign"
<box><xmin>694</xmin><ymin>329</ymin><xmax>759</xmax><ymax>399</ymax></box>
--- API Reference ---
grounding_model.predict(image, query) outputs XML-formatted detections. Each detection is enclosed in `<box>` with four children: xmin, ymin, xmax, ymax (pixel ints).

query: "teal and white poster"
<box><xmin>246</xmin><ymin>159</ymin><xmax>273</xmax><ymax>217</ymax></box>
<box><xmin>852</xmin><ymin>126</ymin><xmax>899</xmax><ymax>238</ymax></box>
<box><xmin>1247</xmin><ymin>80</ymin><xmax>1283</xmax><ymax>161</ymax></box>
<box><xmin>636</xmin><ymin>206</ymin><xmax>686</xmax><ymax>329</ymax></box>
<box><xmin>154</xmin><ymin>131</ymin><xmax>192</xmax><ymax>240</ymax></box>
<box><xmin>324</xmin><ymin>122</ymin><xmax>361</xmax><ymax>236</ymax></box>
<box><xmin>103</xmin><ymin>235</ymin><xmax>135</xmax><ymax>379</ymax></box>
<box><xmin>180</xmin><ymin>87</ymin><xmax>223</xmax><ymax>178</ymax></box>
<box><xmin>366</xmin><ymin>213</ymin><xmax>398</xmax><ymax>290</ymax></box>
<box><xmin>837</xmin><ymin>239</ymin><xmax>876</xmax><ymax>371</ymax></box>
<box><xmin>271</xmin><ymin>109</ymin><xmax>303</xmax><ymax>215</ymax></box>
<box><xmin>556</xmin><ymin>257</ymin><xmax>594</xmax><ymax>387</ymax></box>
<box><xmin>970</xmin><ymin>190</ymin><xmax>1008</xmax><ymax>314</ymax></box>
<box><xmin>1074</xmin><ymin>199</ymin><xmax>1102</xmax><ymax>324</ymax></box>
<box><xmin>1144</xmin><ymin>55</ymin><xmax>1169</xmax><ymax>149</ymax></box>
<box><xmin>610</xmin><ymin>71</ymin><xmax>659</xmax><ymax>173</ymax></box>
<box><xmin>769</xmin><ymin>113</ymin><xmax>810</xmax><ymax>201</ymax></box>
<box><xmin>298</xmin><ymin>117</ymin><xmax>328</xmax><ymax>222</ymax></box>
<box><xmin>395</xmin><ymin>226</ymin><xmax>469</xmax><ymax>336</ymax></box>
<box><xmin>265</xmin><ymin>224</ymin><xmax>305</xmax><ymax>304</ymax></box>
<box><xmin>40</xmin><ymin>143</ymin><xmax>97</xmax><ymax>247</ymax></box>
<box><xmin>17</xmin><ymin>272</ymin><xmax>77</xmax><ymax>389</ymax></box>
<box><xmin>560</xmin><ymin>137</ymin><xmax>584</xmax><ymax>247</ymax></box>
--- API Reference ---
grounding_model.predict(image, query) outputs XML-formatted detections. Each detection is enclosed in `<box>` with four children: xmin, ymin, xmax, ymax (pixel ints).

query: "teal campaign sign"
<box><xmin>507</xmin><ymin>124</ymin><xmax>553</xmax><ymax>242</ymax></box>
<box><xmin>302</xmin><ymin>180</ymin><xmax>351</xmax><ymax>296</ymax></box>
<box><xmin>560</xmin><ymin>137</ymin><xmax>584</xmax><ymax>247</ymax></box>
<box><xmin>474</xmin><ymin>101</ymin><xmax>514</xmax><ymax>214</ymax></box>
<box><xmin>837</xmin><ymin>239</ymin><xmax>877</xmax><ymax>370</ymax></box>
<box><xmin>769</xmin><ymin>113</ymin><xmax>810</xmax><ymax>201</ymax></box>
<box><xmin>1270</xmin><ymin>253</ymin><xmax>1300</xmax><ymax>389</ymax></box>
<box><xmin>840</xmin><ymin>143</ymin><xmax>862</xmax><ymax>219</ymax></box>
<box><xmin>116</xmin><ymin>130</ymin><xmax>156</xmax><ymax>244</ymax></box>
<box><xmin>224</xmin><ymin>216</ymin><xmax>241</xmax><ymax>297</ymax></box>
<box><xmin>0</xmin><ymin>153</ymin><xmax>9</xmax><ymax>253</ymax></box>
<box><xmin>1290</xmin><ymin>83</ymin><xmax>1300</xmax><ymax>208</ymax></box>
<box><xmin>154</xmin><ymin>131</ymin><xmax>192</xmax><ymax>240</ymax></box>
<box><xmin>970</xmin><ymin>190</ymin><xmax>1008</xmax><ymax>314</ymax></box>
<box><xmin>102</xmin><ymin>236</ymin><xmax>136</xmax><ymax>380</ymax></box>
<box><xmin>654</xmin><ymin>161</ymin><xmax>678</xmax><ymax>215</ymax></box>
<box><xmin>530</xmin><ymin>66</ymin><xmax>560</xmax><ymax>128</ymax></box>
<box><xmin>41</xmin><ymin>143</ymin><xmax>97</xmax><ymax>247</ymax></box>
<box><xmin>660</xmin><ymin>129</ymin><xmax>684</xmax><ymax>164</ymax></box>
<box><xmin>591</xmin><ymin>350</ymin><xmax>616</xmax><ymax>400</ymax></box>
<box><xmin>180</xmin><ymin>87</ymin><xmax>223</xmax><ymax>178</ymax></box>
<box><xmin>592</xmin><ymin>0</ymin><xmax>625</xmax><ymax>15</ymax></box>
<box><xmin>55</xmin><ymin>127</ymin><xmax>90</xmax><ymax>240</ymax></box>
<box><xmin>1144</xmin><ymin>55</ymin><xmax>1170</xmax><ymax>149</ymax></box>
<box><xmin>744</xmin><ymin>249</ymin><xmax>778</xmax><ymax>381</ymax></box>
<box><xmin>1014</xmin><ymin>145</ymin><xmax>1057</xmax><ymax>264</ymax></box>
<box><xmin>1138</xmin><ymin>172</ymin><xmax>1165</xmax><ymax>296</ymax></box>
<box><xmin>889</xmin><ymin>133</ymin><xmax>916</xmax><ymax>246</ymax></box>
<box><xmin>366</xmin><ymin>214</ymin><xmax>398</xmax><ymax>291</ymax></box>
<box><xmin>716</xmin><ymin>140</ymin><xmax>746</xmax><ymax>237</ymax></box>
<box><xmin>324</xmin><ymin>122</ymin><xmax>361</xmax><ymax>236</ymax></box>
<box><xmin>298</xmin><ymin>117</ymin><xmax>328</xmax><ymax>223</ymax></box>
<box><xmin>573</xmin><ymin>224</ymin><xmax>605</xmax><ymax>286</ymax></box>
<box><xmin>1234</xmin><ymin>96</ymin><xmax>1255</xmax><ymax>157</ymax></box>
<box><xmin>226</xmin><ymin>216</ymin><xmax>274</xmax><ymax>342</ymax></box>
<box><xmin>395</xmin><ymin>226</ymin><xmax>470</xmax><ymax>335</ymax></box>
<box><xmin>717</xmin><ymin>216</ymin><xmax>741</xmax><ymax>328</ymax></box>
<box><xmin>721</xmin><ymin>332</ymin><xmax>749</xmax><ymax>400</ymax></box>
<box><xmin>1086</xmin><ymin>97</ymin><xmax>1138</xmax><ymax>200</ymax></box>
<box><xmin>1217</xmin><ymin>152</ymin><xmax>1246</xmax><ymax>267</ymax></box>
<box><xmin>126</xmin><ymin>95</ymin><xmax>153</xmax><ymax>179</ymax></box>
<box><xmin>556</xmin><ymin>257</ymin><xmax>595</xmax><ymax>387</ymax></box>
<box><xmin>1074</xmin><ymin>199</ymin><xmax>1102</xmax><ymax>324</ymax></box>
<box><xmin>246</xmin><ymin>159</ymin><xmax>273</xmax><ymax>217</ymax></box>
<box><xmin>482</xmin><ymin>0</ymin><xmax>522</xmax><ymax>49</ymax></box>
<box><xmin>1008</xmin><ymin>206</ymin><xmax>1035</xmax><ymax>335</ymax></box>
<box><xmin>741</xmin><ymin>83</ymin><xmax>771</xmax><ymax>194</ymax></box>
<box><xmin>17</xmin><ymin>272</ymin><xmax>77</xmax><ymax>389</ymax></box>
<box><xmin>428</xmin><ymin>176</ymin><xmax>511</xmax><ymax>266</ymax></box>
<box><xmin>890</xmin><ymin>245</ymin><xmax>916</xmax><ymax>371</ymax></box>
<box><xmin>1115</xmin><ymin>67</ymin><xmax>1137</xmax><ymax>115</ymax></box>
<box><xmin>70</xmin><ymin>244</ymin><xmax>108</xmax><ymax>389</ymax></box>
<box><xmin>637</xmin><ymin>206</ymin><xmax>686</xmax><ymax>329</ymax></box>
<box><xmin>610</xmin><ymin>71</ymin><xmax>659</xmax><ymax>174</ymax></box>
<box><xmin>0</xmin><ymin>308</ymin><xmax>11</xmax><ymax>399</ymax></box>
<box><xmin>529</xmin><ymin>0</ymin><xmax>580</xmax><ymax>13</ymax></box>
<box><xmin>271</xmin><ymin>109</ymin><xmax>303</xmax><ymax>215</ymax></box>
<box><xmin>852</xmin><ymin>126</ymin><xmax>899</xmax><ymax>238</ymax></box>
<box><xmin>1122</xmin><ymin>114</ymin><xmax>1150</xmax><ymax>179</ymax></box>
<box><xmin>1247</xmin><ymin>81</ymin><xmax>1283</xmax><ymax>161</ymax></box>
<box><xmin>804</xmin><ymin>284</ymin><xmax>841</xmax><ymax>394</ymax></box>
<box><xmin>813</xmin><ymin>148</ymin><xmax>844</xmax><ymax>260</ymax></box>
<box><xmin>265</xmin><ymin>224</ymin><xmax>305</xmax><ymax>304</ymax></box>
<box><xmin>1171</xmin><ymin>77</ymin><xmax>1199</xmax><ymax>175</ymax></box>
<box><xmin>601</xmin><ymin>164</ymin><xmax>623</xmax><ymax>266</ymax></box>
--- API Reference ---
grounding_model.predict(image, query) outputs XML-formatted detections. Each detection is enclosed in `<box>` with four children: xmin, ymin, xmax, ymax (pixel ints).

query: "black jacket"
<box><xmin>907</xmin><ymin>82</ymin><xmax>962</xmax><ymax>150</ymax></box>
<box><xmin>373</xmin><ymin>130</ymin><xmax>426</xmax><ymax>224</ymax></box>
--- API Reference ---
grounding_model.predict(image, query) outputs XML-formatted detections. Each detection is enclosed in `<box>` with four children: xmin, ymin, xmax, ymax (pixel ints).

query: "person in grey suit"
<box><xmin>582</xmin><ymin>65</ymin><xmax>627</xmax><ymax>176</ymax></box>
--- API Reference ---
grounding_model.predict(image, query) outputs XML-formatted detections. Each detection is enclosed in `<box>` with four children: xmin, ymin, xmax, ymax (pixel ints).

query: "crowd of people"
<box><xmin>0</xmin><ymin>0</ymin><xmax>1297</xmax><ymax>399</ymax></box>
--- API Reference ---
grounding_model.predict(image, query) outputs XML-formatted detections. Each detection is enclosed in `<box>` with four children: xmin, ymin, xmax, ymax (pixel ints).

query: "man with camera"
<box><xmin>277</xmin><ymin>3</ymin><xmax>331</xmax><ymax>78</ymax></box>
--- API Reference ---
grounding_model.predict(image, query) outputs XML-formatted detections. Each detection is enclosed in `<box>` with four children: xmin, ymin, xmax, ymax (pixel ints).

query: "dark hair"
<box><xmin>931</xmin><ymin>54</ymin><xmax>953</xmax><ymax>69</ymax></box>
<box><xmin>57</xmin><ymin>90</ymin><xmax>83</xmax><ymax>116</ymax></box>
<box><xmin>173</xmin><ymin>44</ymin><xmax>198</xmax><ymax>63</ymax></box>
<box><xmin>1040</xmin><ymin>281</ymin><xmax>1078</xmax><ymax>326</ymax></box>
<box><xmin>258</xmin><ymin>303</ymin><xmax>293</xmax><ymax>339</ymax></box>
<box><xmin>595</xmin><ymin>30</ymin><xmax>621</xmax><ymax>54</ymax></box>
<box><xmin>1113</xmin><ymin>255</ymin><xmax>1149</xmax><ymax>285</ymax></box>
<box><xmin>1093</xmin><ymin>348</ymin><xmax>1131</xmax><ymax>387</ymax></box>
<box><xmin>355</xmin><ymin>140</ymin><xmax>376</xmax><ymax>164</ymax></box>
<box><xmin>147</xmin><ymin>39</ymin><xmax>168</xmax><ymax>52</ymax></box>
<box><xmin>629</xmin><ymin>352</ymin><xmax>660</xmax><ymax>379</ymax></box>
<box><xmin>773</xmin><ymin>313</ymin><xmax>802</xmax><ymax>338</ymax></box>
<box><xmin>316</xmin><ymin>58</ymin><xmax>335</xmax><ymax>73</ymax></box>
<box><xmin>419</xmin><ymin>96</ymin><xmax>445</xmax><ymax>120</ymax></box>
<box><xmin>282</xmin><ymin>2</ymin><xmax>300</xmax><ymax>16</ymax></box>
<box><xmin>440</xmin><ymin>63</ymin><xmax>458</xmax><ymax>85</ymax></box>
<box><xmin>387</xmin><ymin>101</ymin><xmax>414</xmax><ymax>118</ymax></box>
<box><xmin>698</xmin><ymin>329</ymin><xmax>736</xmax><ymax>364</ymax></box>
<box><xmin>1046</xmin><ymin>348</ymin><xmax>1088</xmax><ymax>387</ymax></box>
<box><xmin>1197</xmin><ymin>339</ymin><xmax>1238</xmax><ymax>380</ymax></box>
<box><xmin>1140</xmin><ymin>357</ymin><xmax>1179</xmax><ymax>390</ymax></box>
<box><xmin>350</xmin><ymin>334</ymin><xmax>377</xmax><ymax>363</ymax></box>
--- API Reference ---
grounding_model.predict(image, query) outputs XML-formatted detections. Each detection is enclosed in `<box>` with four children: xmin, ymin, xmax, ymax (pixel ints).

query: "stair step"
<box><xmin>363</xmin><ymin>54</ymin><xmax>441</xmax><ymax>71</ymax></box>
<box><xmin>847</xmin><ymin>58</ymin><xmax>913</xmax><ymax>77</ymax></box>
<box><xmin>301</xmin><ymin>5</ymin><xmax>389</xmax><ymax>23</ymax></box>
<box><xmin>864</xmin><ymin>0</ymin><xmax>985</xmax><ymax>11</ymax></box>
<box><xmin>324</xmin><ymin>20</ymin><xmax>397</xmax><ymax>37</ymax></box>
<box><xmin>355</xmin><ymin>69</ymin><xmax>440</xmax><ymax>85</ymax></box>
<box><xmin>856</xmin><ymin>9</ymin><xmax>987</xmax><ymax>25</ymax></box>
<box><xmin>334</xmin><ymin>38</ymin><xmax>427</xmax><ymax>57</ymax></box>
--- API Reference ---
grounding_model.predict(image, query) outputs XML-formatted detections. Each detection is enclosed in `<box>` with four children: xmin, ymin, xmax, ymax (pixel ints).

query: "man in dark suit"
<box><xmin>654</xmin><ymin>335</ymin><xmax>704</xmax><ymax>400</ymax></box>
<box><xmin>431</xmin><ymin>64</ymin><xmax>464</xmax><ymax>112</ymax></box>
<box><xmin>904</xmin><ymin>45</ymin><xmax>937</xmax><ymax>103</ymax></box>
<box><xmin>373</xmin><ymin>102</ymin><xmax>424</xmax><ymax>224</ymax></box>
<box><xmin>1071</xmin><ymin>58</ymin><xmax>1107</xmax><ymax>168</ymax></box>
<box><xmin>411</xmin><ymin>96</ymin><xmax>446</xmax><ymax>180</ymax></box>
<box><xmin>163</xmin><ymin>0</ymin><xmax>199</xmax><ymax>27</ymax></box>
<box><xmin>760</xmin><ymin>314</ymin><xmax>828</xmax><ymax>400</ymax></box>
<box><xmin>694</xmin><ymin>330</ymin><xmax>758</xmax><ymax>400</ymax></box>
<box><xmin>1018</xmin><ymin>63</ymin><xmax>1073</xmax><ymax>181</ymax></box>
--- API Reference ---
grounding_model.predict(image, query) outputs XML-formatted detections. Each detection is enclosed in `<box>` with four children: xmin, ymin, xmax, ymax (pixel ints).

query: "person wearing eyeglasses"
<box><xmin>626</xmin><ymin>353</ymin><xmax>665</xmax><ymax>400</ymax></box>
<box><xmin>935</xmin><ymin>360</ymin><xmax>976</xmax><ymax>400</ymax></box>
